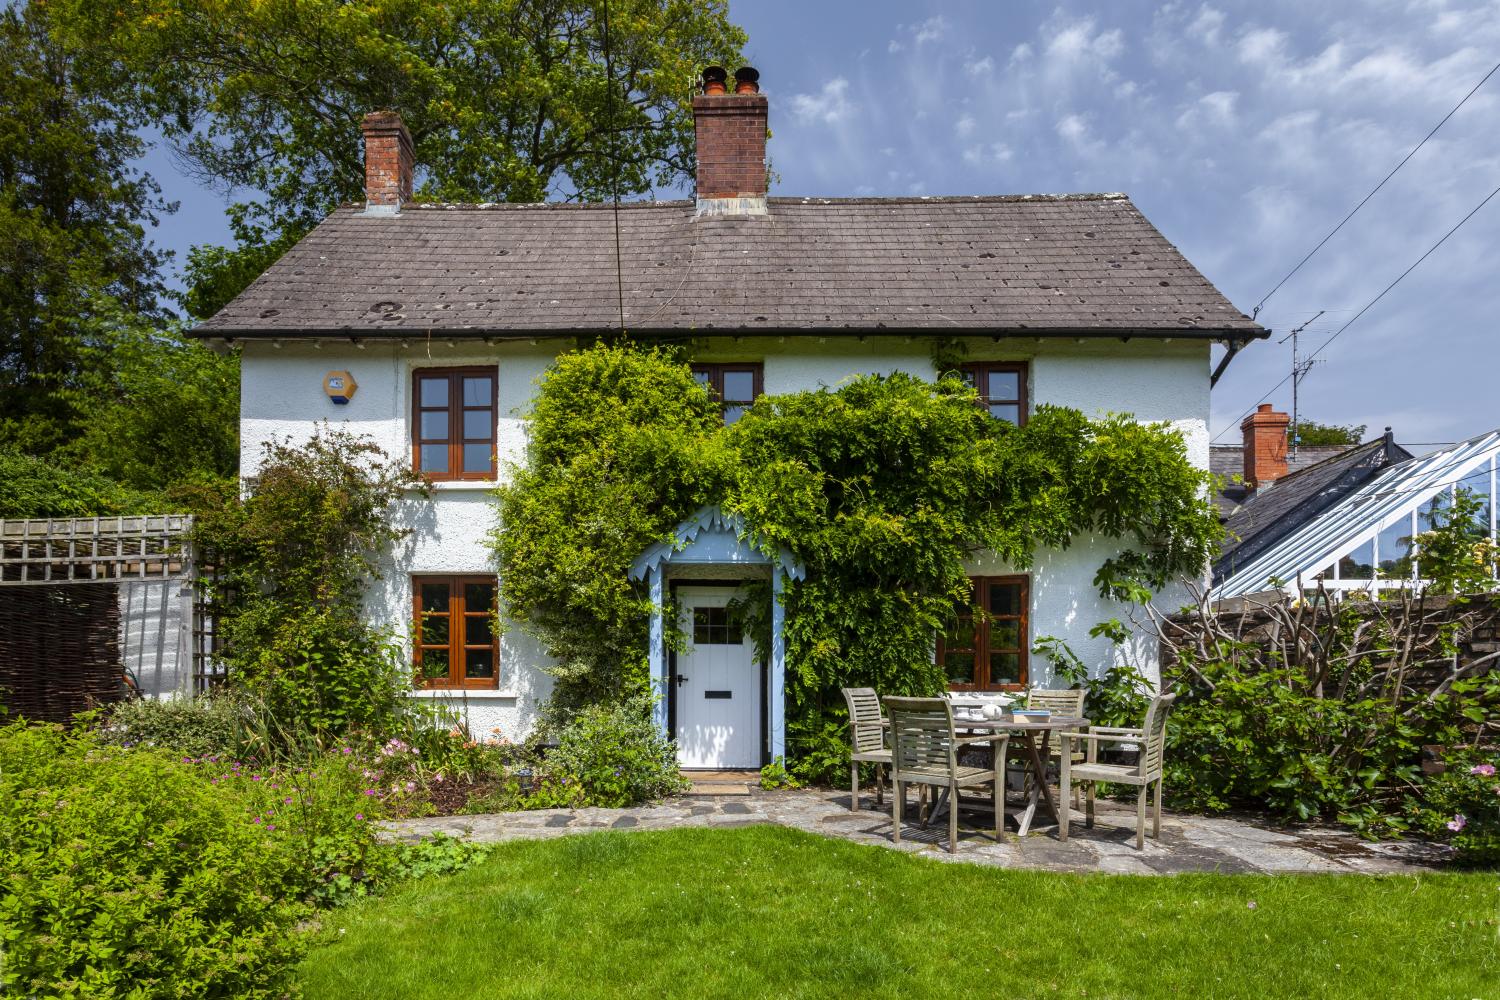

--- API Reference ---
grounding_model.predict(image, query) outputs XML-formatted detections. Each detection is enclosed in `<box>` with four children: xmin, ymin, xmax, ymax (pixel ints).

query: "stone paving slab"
<box><xmin>381</xmin><ymin>787</ymin><xmax>1454</xmax><ymax>876</ymax></box>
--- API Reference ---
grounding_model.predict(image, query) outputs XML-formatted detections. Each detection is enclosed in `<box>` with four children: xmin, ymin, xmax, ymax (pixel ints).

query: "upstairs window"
<box><xmin>413</xmin><ymin>576</ymin><xmax>499</xmax><ymax>690</ymax></box>
<box><xmin>960</xmin><ymin>363</ymin><xmax>1027</xmax><ymax>425</ymax></box>
<box><xmin>691</xmin><ymin>363</ymin><xmax>763</xmax><ymax>424</ymax></box>
<box><xmin>413</xmin><ymin>368</ymin><xmax>496</xmax><ymax>481</ymax></box>
<box><xmin>937</xmin><ymin>576</ymin><xmax>1029</xmax><ymax>691</ymax></box>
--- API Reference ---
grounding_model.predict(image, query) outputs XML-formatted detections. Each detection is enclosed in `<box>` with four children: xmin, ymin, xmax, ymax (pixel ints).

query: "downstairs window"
<box><xmin>938</xmin><ymin>576</ymin><xmax>1029</xmax><ymax>691</ymax></box>
<box><xmin>413</xmin><ymin>576</ymin><xmax>499</xmax><ymax>690</ymax></box>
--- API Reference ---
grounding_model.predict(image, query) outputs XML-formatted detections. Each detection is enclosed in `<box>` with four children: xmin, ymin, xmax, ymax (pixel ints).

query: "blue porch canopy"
<box><xmin>628</xmin><ymin>506</ymin><xmax>804</xmax><ymax>762</ymax></box>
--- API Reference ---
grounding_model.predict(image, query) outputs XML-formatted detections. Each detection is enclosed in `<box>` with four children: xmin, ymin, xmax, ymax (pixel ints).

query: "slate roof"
<box><xmin>194</xmin><ymin>195</ymin><xmax>1266</xmax><ymax>339</ymax></box>
<box><xmin>1212</xmin><ymin>435</ymin><xmax>1413</xmax><ymax>584</ymax></box>
<box><xmin>1209</xmin><ymin>444</ymin><xmax>1356</xmax><ymax>517</ymax></box>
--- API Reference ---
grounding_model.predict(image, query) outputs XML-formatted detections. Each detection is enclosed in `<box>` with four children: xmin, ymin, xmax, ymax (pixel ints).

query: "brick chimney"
<box><xmin>1241</xmin><ymin>403</ymin><xmax>1291</xmax><ymax>490</ymax></box>
<box><xmin>362</xmin><ymin>111</ymin><xmax>413</xmax><ymax>214</ymax></box>
<box><xmin>692</xmin><ymin>66</ymin><xmax>768</xmax><ymax>215</ymax></box>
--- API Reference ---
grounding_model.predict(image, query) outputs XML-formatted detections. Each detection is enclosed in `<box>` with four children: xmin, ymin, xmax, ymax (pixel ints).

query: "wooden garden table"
<box><xmin>946</xmin><ymin>715</ymin><xmax>1090</xmax><ymax>837</ymax></box>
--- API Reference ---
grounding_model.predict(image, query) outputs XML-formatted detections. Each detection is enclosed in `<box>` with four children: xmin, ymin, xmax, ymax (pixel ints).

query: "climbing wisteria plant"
<box><xmin>493</xmin><ymin>344</ymin><xmax>1221</xmax><ymax>777</ymax></box>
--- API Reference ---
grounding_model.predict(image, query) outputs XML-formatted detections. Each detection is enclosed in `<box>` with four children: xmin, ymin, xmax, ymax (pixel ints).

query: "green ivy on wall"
<box><xmin>494</xmin><ymin>344</ymin><xmax>1222</xmax><ymax>780</ymax></box>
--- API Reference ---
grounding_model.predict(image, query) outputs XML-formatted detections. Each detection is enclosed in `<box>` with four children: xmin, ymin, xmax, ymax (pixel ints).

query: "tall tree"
<box><xmin>1291</xmin><ymin>420</ymin><xmax>1367</xmax><ymax>447</ymax></box>
<box><xmin>0</xmin><ymin>1</ymin><xmax>173</xmax><ymax>453</ymax></box>
<box><xmin>56</xmin><ymin>0</ymin><xmax>748</xmax><ymax>316</ymax></box>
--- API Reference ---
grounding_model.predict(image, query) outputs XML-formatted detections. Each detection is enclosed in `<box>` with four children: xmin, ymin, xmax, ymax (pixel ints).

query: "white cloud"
<box><xmin>1236</xmin><ymin>27</ymin><xmax>1287</xmax><ymax>65</ymax></box>
<box><xmin>1188</xmin><ymin>5</ymin><xmax>1226</xmax><ymax>44</ymax></box>
<box><xmin>914</xmin><ymin>16</ymin><xmax>947</xmax><ymax>44</ymax></box>
<box><xmin>955</xmin><ymin>114</ymin><xmax>977</xmax><ymax>138</ymax></box>
<box><xmin>1045</xmin><ymin>16</ymin><xmax>1125</xmax><ymax>64</ymax></box>
<box><xmin>788</xmin><ymin>78</ymin><xmax>855</xmax><ymax>125</ymax></box>
<box><xmin>888</xmin><ymin>39</ymin><xmax>903</xmax><ymax>54</ymax></box>
<box><xmin>1056</xmin><ymin>114</ymin><xmax>1090</xmax><ymax>144</ymax></box>
<box><xmin>964</xmin><ymin>55</ymin><xmax>995</xmax><ymax>77</ymax></box>
<box><xmin>1011</xmin><ymin>42</ymin><xmax>1033</xmax><ymax>63</ymax></box>
<box><xmin>1177</xmin><ymin>90</ymin><xmax>1240</xmax><ymax>128</ymax></box>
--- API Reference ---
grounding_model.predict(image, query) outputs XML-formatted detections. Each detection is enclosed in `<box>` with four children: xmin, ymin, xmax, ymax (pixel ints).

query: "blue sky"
<box><xmin>144</xmin><ymin>0</ymin><xmax>1500</xmax><ymax>448</ymax></box>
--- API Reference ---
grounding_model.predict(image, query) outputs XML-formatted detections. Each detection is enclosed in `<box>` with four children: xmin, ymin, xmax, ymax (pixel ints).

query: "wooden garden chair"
<box><xmin>1027</xmin><ymin>687</ymin><xmax>1088</xmax><ymax>806</ymax></box>
<box><xmin>885</xmin><ymin>696</ymin><xmax>1006</xmax><ymax>853</ymax></box>
<box><xmin>842</xmin><ymin>687</ymin><xmax>891</xmax><ymax>812</ymax></box>
<box><xmin>1058</xmin><ymin>692</ymin><xmax>1176</xmax><ymax>850</ymax></box>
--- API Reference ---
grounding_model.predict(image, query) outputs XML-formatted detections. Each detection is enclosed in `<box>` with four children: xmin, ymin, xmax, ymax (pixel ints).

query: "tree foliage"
<box><xmin>0</xmin><ymin>1</ymin><xmax>172</xmax><ymax>456</ymax></box>
<box><xmin>56</xmin><ymin>0</ymin><xmax>747</xmax><ymax>309</ymax></box>
<box><xmin>495</xmin><ymin>345</ymin><xmax>1222</xmax><ymax>776</ymax></box>
<box><xmin>492</xmin><ymin>344</ymin><xmax>728</xmax><ymax>718</ymax></box>
<box><xmin>1291</xmin><ymin>419</ymin><xmax>1366</xmax><ymax>447</ymax></box>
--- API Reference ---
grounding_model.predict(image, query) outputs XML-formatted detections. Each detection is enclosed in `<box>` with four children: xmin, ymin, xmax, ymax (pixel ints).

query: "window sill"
<box><xmin>410</xmin><ymin>479</ymin><xmax>498</xmax><ymax>492</ymax></box>
<box><xmin>408</xmin><ymin>688</ymin><xmax>517</xmax><ymax>701</ymax></box>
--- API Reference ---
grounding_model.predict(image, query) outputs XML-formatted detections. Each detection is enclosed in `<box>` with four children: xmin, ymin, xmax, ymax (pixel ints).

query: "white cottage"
<box><xmin>192</xmin><ymin>66</ymin><xmax>1265</xmax><ymax>769</ymax></box>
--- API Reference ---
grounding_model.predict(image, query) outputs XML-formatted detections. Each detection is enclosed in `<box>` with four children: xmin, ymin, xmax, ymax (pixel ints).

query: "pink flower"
<box><xmin>433</xmin><ymin>773</ymin><xmax>444</xmax><ymax>784</ymax></box>
<box><xmin>267</xmin><ymin>824</ymin><xmax>275</xmax><ymax>831</ymax></box>
<box><xmin>404</xmin><ymin>781</ymin><xmax>416</xmax><ymax>793</ymax></box>
<box><xmin>1447</xmin><ymin>814</ymin><xmax>1467</xmax><ymax>833</ymax></box>
<box><xmin>1470</xmin><ymin>763</ymin><xmax>1496</xmax><ymax>777</ymax></box>
<box><xmin>253</xmin><ymin>817</ymin><xmax>263</xmax><ymax>825</ymax></box>
<box><xmin>283</xmin><ymin>797</ymin><xmax>293</xmax><ymax>804</ymax></box>
<box><xmin>341</xmin><ymin>747</ymin><xmax>353</xmax><ymax>755</ymax></box>
<box><xmin>355</xmin><ymin>813</ymin><xmax>365</xmax><ymax>821</ymax></box>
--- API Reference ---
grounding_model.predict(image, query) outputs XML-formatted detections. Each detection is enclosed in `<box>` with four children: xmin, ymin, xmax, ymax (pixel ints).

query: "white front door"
<box><xmin>675</xmin><ymin>586</ymin><xmax>761</xmax><ymax>769</ymax></box>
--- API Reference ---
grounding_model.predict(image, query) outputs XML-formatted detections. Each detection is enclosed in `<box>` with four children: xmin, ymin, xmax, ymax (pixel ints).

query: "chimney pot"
<box><xmin>702</xmin><ymin>66</ymin><xmax>728</xmax><ymax>95</ymax></box>
<box><xmin>733</xmin><ymin>66</ymin><xmax>760</xmax><ymax>94</ymax></box>
<box><xmin>1240</xmin><ymin>403</ymin><xmax>1291</xmax><ymax>491</ymax></box>
<box><xmin>361</xmin><ymin>111</ymin><xmax>414</xmax><ymax>213</ymax></box>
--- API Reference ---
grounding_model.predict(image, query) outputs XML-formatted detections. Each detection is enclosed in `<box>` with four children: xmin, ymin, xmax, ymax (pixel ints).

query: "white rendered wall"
<box><xmin>238</xmin><ymin>335</ymin><xmax>1209</xmax><ymax>734</ymax></box>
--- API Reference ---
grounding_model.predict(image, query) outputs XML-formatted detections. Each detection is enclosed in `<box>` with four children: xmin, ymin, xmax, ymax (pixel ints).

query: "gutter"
<box><xmin>191</xmin><ymin>325</ymin><xmax>1270</xmax><ymax>344</ymax></box>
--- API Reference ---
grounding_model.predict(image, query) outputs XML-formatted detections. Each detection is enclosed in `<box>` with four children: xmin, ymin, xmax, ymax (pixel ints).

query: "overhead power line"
<box><xmin>1249</xmin><ymin>57</ymin><xmax>1500</xmax><ymax>321</ymax></box>
<box><xmin>1213</xmin><ymin>180</ymin><xmax>1500</xmax><ymax>442</ymax></box>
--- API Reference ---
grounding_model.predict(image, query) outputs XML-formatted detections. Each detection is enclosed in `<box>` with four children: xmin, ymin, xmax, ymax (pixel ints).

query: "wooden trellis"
<box><xmin>0</xmin><ymin>515</ymin><xmax>193</xmax><ymax>585</ymax></box>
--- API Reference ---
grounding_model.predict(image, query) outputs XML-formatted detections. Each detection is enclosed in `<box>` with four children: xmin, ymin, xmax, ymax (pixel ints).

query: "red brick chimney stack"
<box><xmin>1241</xmin><ymin>403</ymin><xmax>1291</xmax><ymax>490</ymax></box>
<box><xmin>692</xmin><ymin>66</ymin><xmax>768</xmax><ymax>209</ymax></box>
<box><xmin>362</xmin><ymin>111</ymin><xmax>414</xmax><ymax>213</ymax></box>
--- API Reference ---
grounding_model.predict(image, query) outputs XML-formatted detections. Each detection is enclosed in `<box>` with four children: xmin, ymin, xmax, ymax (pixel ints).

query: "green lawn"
<box><xmin>301</xmin><ymin>826</ymin><xmax>1498</xmax><ymax>1000</ymax></box>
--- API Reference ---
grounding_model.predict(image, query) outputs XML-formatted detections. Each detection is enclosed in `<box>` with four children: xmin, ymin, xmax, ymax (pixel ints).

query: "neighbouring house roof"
<box><xmin>1214</xmin><ymin>429</ymin><xmax>1500</xmax><ymax>599</ymax></box>
<box><xmin>1209</xmin><ymin>443</ymin><xmax>1357</xmax><ymax>517</ymax></box>
<box><xmin>193</xmin><ymin>195</ymin><xmax>1267</xmax><ymax>341</ymax></box>
<box><xmin>1213</xmin><ymin>434</ymin><xmax>1413</xmax><ymax>584</ymax></box>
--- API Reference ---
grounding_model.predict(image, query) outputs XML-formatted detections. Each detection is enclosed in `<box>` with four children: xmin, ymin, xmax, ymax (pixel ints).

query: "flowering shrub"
<box><xmin>543</xmin><ymin>697</ymin><xmax>686</xmax><ymax>808</ymax></box>
<box><xmin>1413</xmin><ymin>747</ymin><xmax>1500</xmax><ymax>864</ymax></box>
<box><xmin>96</xmin><ymin>693</ymin><xmax>246</xmax><ymax>757</ymax></box>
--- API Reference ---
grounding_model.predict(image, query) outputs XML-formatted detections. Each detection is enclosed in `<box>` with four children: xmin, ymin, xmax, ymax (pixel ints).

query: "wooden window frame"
<box><xmin>937</xmin><ymin>575</ymin><xmax>1029</xmax><ymax>691</ymax></box>
<box><xmin>412</xmin><ymin>575</ymin><xmax>500</xmax><ymax>690</ymax></box>
<box><xmin>690</xmin><ymin>362</ymin><xmax>764</xmax><ymax>424</ymax></box>
<box><xmin>411</xmin><ymin>367</ymin><xmax>498</xmax><ymax>482</ymax></box>
<box><xmin>960</xmin><ymin>362</ymin><xmax>1028</xmax><ymax>426</ymax></box>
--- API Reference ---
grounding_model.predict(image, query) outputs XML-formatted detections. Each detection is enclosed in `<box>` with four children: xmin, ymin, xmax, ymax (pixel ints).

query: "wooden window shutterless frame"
<box><xmin>690</xmin><ymin>363</ymin><xmax>764</xmax><ymax>425</ymax></box>
<box><xmin>937</xmin><ymin>576</ymin><xmax>1029</xmax><ymax>691</ymax></box>
<box><xmin>412</xmin><ymin>367</ymin><xmax>497</xmax><ymax>481</ymax></box>
<box><xmin>413</xmin><ymin>576</ymin><xmax>500</xmax><ymax>690</ymax></box>
<box><xmin>960</xmin><ymin>362</ymin><xmax>1027</xmax><ymax>426</ymax></box>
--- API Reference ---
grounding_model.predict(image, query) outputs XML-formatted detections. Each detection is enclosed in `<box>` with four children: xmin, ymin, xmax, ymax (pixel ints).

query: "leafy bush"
<box><xmin>0</xmin><ymin>723</ymin><xmax>306</xmax><ymax>998</ymax></box>
<box><xmin>1412</xmin><ymin>747</ymin><xmax>1500</xmax><ymax>864</ymax></box>
<box><xmin>492</xmin><ymin>344</ymin><xmax>727</xmax><ymax>718</ymax></box>
<box><xmin>96</xmin><ymin>693</ymin><xmax>246</xmax><ymax>757</ymax></box>
<box><xmin>195</xmin><ymin>427</ymin><xmax>426</xmax><ymax>745</ymax></box>
<box><xmin>0</xmin><ymin>447</ymin><xmax>161</xmax><ymax>517</ymax></box>
<box><xmin>544</xmin><ymin>697</ymin><xmax>686</xmax><ymax>807</ymax></box>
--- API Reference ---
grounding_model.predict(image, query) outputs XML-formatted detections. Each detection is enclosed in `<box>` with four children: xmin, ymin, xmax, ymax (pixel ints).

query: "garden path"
<box><xmin>381</xmin><ymin>788</ymin><xmax>1452</xmax><ymax>875</ymax></box>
